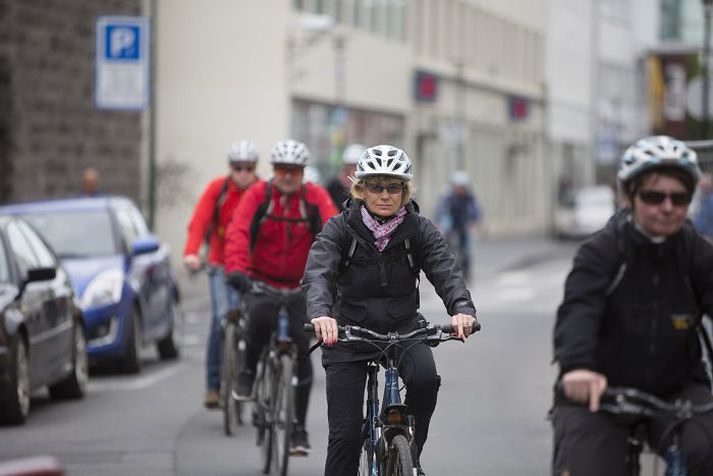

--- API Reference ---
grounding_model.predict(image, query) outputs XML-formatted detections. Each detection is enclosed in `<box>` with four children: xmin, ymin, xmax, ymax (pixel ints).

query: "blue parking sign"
<box><xmin>95</xmin><ymin>16</ymin><xmax>149</xmax><ymax>110</ymax></box>
<box><xmin>105</xmin><ymin>24</ymin><xmax>141</xmax><ymax>61</ymax></box>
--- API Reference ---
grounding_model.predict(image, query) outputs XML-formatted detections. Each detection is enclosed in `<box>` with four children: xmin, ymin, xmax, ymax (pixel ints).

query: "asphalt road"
<box><xmin>0</xmin><ymin>238</ymin><xmax>580</xmax><ymax>475</ymax></box>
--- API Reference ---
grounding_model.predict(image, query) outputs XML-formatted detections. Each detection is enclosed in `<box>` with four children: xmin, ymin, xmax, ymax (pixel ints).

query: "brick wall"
<box><xmin>0</xmin><ymin>0</ymin><xmax>142</xmax><ymax>203</ymax></box>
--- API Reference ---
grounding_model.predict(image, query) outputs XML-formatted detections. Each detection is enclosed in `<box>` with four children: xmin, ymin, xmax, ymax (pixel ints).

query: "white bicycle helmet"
<box><xmin>355</xmin><ymin>145</ymin><xmax>413</xmax><ymax>182</ymax></box>
<box><xmin>270</xmin><ymin>139</ymin><xmax>309</xmax><ymax>166</ymax></box>
<box><xmin>227</xmin><ymin>140</ymin><xmax>258</xmax><ymax>163</ymax></box>
<box><xmin>342</xmin><ymin>144</ymin><xmax>366</xmax><ymax>165</ymax></box>
<box><xmin>618</xmin><ymin>135</ymin><xmax>700</xmax><ymax>191</ymax></box>
<box><xmin>451</xmin><ymin>170</ymin><xmax>470</xmax><ymax>187</ymax></box>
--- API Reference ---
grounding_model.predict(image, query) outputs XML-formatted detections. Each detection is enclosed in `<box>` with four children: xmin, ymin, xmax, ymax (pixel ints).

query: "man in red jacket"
<box><xmin>183</xmin><ymin>140</ymin><xmax>259</xmax><ymax>409</ymax></box>
<box><xmin>225</xmin><ymin>139</ymin><xmax>337</xmax><ymax>455</ymax></box>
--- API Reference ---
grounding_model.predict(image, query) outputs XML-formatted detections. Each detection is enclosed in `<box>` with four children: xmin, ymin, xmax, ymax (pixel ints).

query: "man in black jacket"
<box><xmin>552</xmin><ymin>135</ymin><xmax>713</xmax><ymax>475</ymax></box>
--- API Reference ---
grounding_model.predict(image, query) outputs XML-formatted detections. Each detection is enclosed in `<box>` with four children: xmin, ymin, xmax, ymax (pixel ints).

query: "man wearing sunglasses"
<box><xmin>551</xmin><ymin>135</ymin><xmax>713</xmax><ymax>475</ymax></box>
<box><xmin>183</xmin><ymin>140</ymin><xmax>259</xmax><ymax>409</ymax></box>
<box><xmin>224</xmin><ymin>139</ymin><xmax>337</xmax><ymax>455</ymax></box>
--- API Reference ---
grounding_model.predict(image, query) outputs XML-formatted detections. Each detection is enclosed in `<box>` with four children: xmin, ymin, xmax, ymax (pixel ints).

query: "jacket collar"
<box><xmin>345</xmin><ymin>199</ymin><xmax>420</xmax><ymax>251</ymax></box>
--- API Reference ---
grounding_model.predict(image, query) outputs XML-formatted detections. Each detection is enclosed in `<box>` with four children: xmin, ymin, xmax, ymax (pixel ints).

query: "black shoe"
<box><xmin>289</xmin><ymin>426</ymin><xmax>311</xmax><ymax>456</ymax></box>
<box><xmin>236</xmin><ymin>371</ymin><xmax>254</xmax><ymax>401</ymax></box>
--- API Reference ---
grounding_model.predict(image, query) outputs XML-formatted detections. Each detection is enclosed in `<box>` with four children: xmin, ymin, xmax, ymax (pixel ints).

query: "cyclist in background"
<box><xmin>183</xmin><ymin>140</ymin><xmax>259</xmax><ymax>409</ymax></box>
<box><xmin>326</xmin><ymin>143</ymin><xmax>365</xmax><ymax>211</ymax></box>
<box><xmin>224</xmin><ymin>139</ymin><xmax>337</xmax><ymax>455</ymax></box>
<box><xmin>435</xmin><ymin>170</ymin><xmax>481</xmax><ymax>282</ymax></box>
<box><xmin>303</xmin><ymin>145</ymin><xmax>477</xmax><ymax>476</ymax></box>
<box><xmin>552</xmin><ymin>136</ymin><xmax>713</xmax><ymax>475</ymax></box>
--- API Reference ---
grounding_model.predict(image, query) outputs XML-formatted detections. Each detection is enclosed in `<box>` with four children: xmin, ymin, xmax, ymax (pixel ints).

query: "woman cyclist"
<box><xmin>552</xmin><ymin>135</ymin><xmax>713</xmax><ymax>475</ymax></box>
<box><xmin>302</xmin><ymin>144</ymin><xmax>478</xmax><ymax>475</ymax></box>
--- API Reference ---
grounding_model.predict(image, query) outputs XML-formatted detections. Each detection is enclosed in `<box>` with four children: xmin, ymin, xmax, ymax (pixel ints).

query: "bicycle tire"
<box><xmin>221</xmin><ymin>321</ymin><xmax>237</xmax><ymax>436</ymax></box>
<box><xmin>273</xmin><ymin>354</ymin><xmax>294</xmax><ymax>476</ymax></box>
<box><xmin>258</xmin><ymin>354</ymin><xmax>274</xmax><ymax>474</ymax></box>
<box><xmin>385</xmin><ymin>434</ymin><xmax>414</xmax><ymax>476</ymax></box>
<box><xmin>358</xmin><ymin>437</ymin><xmax>377</xmax><ymax>476</ymax></box>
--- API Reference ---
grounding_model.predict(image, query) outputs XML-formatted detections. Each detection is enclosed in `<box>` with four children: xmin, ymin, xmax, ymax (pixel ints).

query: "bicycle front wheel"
<box><xmin>385</xmin><ymin>434</ymin><xmax>414</xmax><ymax>476</ymax></box>
<box><xmin>221</xmin><ymin>321</ymin><xmax>238</xmax><ymax>436</ymax></box>
<box><xmin>273</xmin><ymin>353</ymin><xmax>295</xmax><ymax>476</ymax></box>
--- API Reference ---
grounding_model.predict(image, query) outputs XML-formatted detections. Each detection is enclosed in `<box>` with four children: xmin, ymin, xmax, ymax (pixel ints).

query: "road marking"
<box><xmin>88</xmin><ymin>364</ymin><xmax>184</xmax><ymax>392</ymax></box>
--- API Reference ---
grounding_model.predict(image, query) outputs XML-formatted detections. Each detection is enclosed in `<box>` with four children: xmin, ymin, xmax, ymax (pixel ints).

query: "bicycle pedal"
<box><xmin>289</xmin><ymin>447</ymin><xmax>310</xmax><ymax>457</ymax></box>
<box><xmin>233</xmin><ymin>390</ymin><xmax>254</xmax><ymax>402</ymax></box>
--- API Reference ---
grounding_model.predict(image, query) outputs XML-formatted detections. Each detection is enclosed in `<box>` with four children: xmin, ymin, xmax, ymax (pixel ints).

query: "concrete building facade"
<box><xmin>0</xmin><ymin>0</ymin><xmax>143</xmax><ymax>203</ymax></box>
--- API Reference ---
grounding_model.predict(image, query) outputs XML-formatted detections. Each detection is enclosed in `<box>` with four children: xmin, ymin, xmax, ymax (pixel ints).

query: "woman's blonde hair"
<box><xmin>349</xmin><ymin>175</ymin><xmax>415</xmax><ymax>205</ymax></box>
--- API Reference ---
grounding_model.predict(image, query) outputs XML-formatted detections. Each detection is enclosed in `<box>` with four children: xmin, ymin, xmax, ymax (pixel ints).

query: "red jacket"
<box><xmin>183</xmin><ymin>176</ymin><xmax>253</xmax><ymax>266</ymax></box>
<box><xmin>224</xmin><ymin>180</ymin><xmax>337</xmax><ymax>289</ymax></box>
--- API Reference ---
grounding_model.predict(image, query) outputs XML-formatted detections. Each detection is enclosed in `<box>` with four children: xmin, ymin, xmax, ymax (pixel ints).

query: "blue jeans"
<box><xmin>206</xmin><ymin>266</ymin><xmax>239</xmax><ymax>391</ymax></box>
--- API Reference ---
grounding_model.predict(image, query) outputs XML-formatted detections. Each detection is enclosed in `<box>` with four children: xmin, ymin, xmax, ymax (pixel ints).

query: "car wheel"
<box><xmin>49</xmin><ymin>322</ymin><xmax>88</xmax><ymax>400</ymax></box>
<box><xmin>121</xmin><ymin>308</ymin><xmax>143</xmax><ymax>374</ymax></box>
<box><xmin>157</xmin><ymin>295</ymin><xmax>182</xmax><ymax>360</ymax></box>
<box><xmin>0</xmin><ymin>337</ymin><xmax>30</xmax><ymax>425</ymax></box>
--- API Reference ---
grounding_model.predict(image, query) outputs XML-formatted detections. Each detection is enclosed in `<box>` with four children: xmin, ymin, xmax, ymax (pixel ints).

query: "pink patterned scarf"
<box><xmin>360</xmin><ymin>205</ymin><xmax>407</xmax><ymax>252</ymax></box>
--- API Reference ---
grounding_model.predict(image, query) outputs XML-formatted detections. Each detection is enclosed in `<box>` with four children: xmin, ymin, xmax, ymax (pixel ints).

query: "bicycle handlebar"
<box><xmin>303</xmin><ymin>320</ymin><xmax>479</xmax><ymax>343</ymax></box>
<box><xmin>599</xmin><ymin>386</ymin><xmax>713</xmax><ymax>419</ymax></box>
<box><xmin>557</xmin><ymin>383</ymin><xmax>713</xmax><ymax>420</ymax></box>
<box><xmin>249</xmin><ymin>280</ymin><xmax>303</xmax><ymax>299</ymax></box>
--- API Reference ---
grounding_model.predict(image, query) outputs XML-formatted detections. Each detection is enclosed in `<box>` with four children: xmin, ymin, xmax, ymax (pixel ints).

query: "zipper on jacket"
<box><xmin>647</xmin><ymin>270</ymin><xmax>659</xmax><ymax>388</ymax></box>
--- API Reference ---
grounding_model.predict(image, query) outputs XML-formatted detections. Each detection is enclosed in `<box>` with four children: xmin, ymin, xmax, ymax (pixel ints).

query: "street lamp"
<box><xmin>703</xmin><ymin>0</ymin><xmax>713</xmax><ymax>139</ymax></box>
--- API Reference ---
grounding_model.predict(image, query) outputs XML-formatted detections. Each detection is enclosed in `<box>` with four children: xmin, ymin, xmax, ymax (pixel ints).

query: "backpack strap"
<box><xmin>248</xmin><ymin>182</ymin><xmax>323</xmax><ymax>252</ymax></box>
<box><xmin>205</xmin><ymin>176</ymin><xmax>231</xmax><ymax>244</ymax></box>
<box><xmin>340</xmin><ymin>228</ymin><xmax>420</xmax><ymax>277</ymax></box>
<box><xmin>249</xmin><ymin>183</ymin><xmax>274</xmax><ymax>253</ymax></box>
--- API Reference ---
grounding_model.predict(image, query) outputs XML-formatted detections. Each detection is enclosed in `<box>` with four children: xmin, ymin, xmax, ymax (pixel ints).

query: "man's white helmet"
<box><xmin>451</xmin><ymin>170</ymin><xmax>470</xmax><ymax>187</ymax></box>
<box><xmin>227</xmin><ymin>140</ymin><xmax>258</xmax><ymax>163</ymax></box>
<box><xmin>355</xmin><ymin>145</ymin><xmax>413</xmax><ymax>182</ymax></box>
<box><xmin>618</xmin><ymin>135</ymin><xmax>700</xmax><ymax>191</ymax></box>
<box><xmin>342</xmin><ymin>144</ymin><xmax>366</xmax><ymax>165</ymax></box>
<box><xmin>270</xmin><ymin>139</ymin><xmax>309</xmax><ymax>166</ymax></box>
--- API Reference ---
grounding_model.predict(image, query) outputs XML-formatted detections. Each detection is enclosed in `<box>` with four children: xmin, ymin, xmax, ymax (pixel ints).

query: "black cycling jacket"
<box><xmin>554</xmin><ymin>210</ymin><xmax>713</xmax><ymax>398</ymax></box>
<box><xmin>302</xmin><ymin>199</ymin><xmax>476</xmax><ymax>364</ymax></box>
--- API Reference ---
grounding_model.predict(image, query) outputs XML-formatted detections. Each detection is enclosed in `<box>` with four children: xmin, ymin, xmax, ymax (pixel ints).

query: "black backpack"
<box><xmin>248</xmin><ymin>182</ymin><xmax>323</xmax><ymax>252</ymax></box>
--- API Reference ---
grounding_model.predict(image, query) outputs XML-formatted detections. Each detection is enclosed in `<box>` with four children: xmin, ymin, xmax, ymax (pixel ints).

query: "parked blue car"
<box><xmin>0</xmin><ymin>196</ymin><xmax>182</xmax><ymax>373</ymax></box>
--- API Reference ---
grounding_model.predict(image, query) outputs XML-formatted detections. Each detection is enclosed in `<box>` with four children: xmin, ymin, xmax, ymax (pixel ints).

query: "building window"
<box><xmin>660</xmin><ymin>0</ymin><xmax>682</xmax><ymax>41</ymax></box>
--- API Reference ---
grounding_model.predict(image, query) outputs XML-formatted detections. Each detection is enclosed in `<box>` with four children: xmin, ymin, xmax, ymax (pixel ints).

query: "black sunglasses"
<box><xmin>365</xmin><ymin>182</ymin><xmax>404</xmax><ymax>195</ymax></box>
<box><xmin>637</xmin><ymin>190</ymin><xmax>691</xmax><ymax>206</ymax></box>
<box><xmin>231</xmin><ymin>164</ymin><xmax>255</xmax><ymax>173</ymax></box>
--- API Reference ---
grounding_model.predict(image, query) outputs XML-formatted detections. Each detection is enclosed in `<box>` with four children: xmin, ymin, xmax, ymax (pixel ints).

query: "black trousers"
<box><xmin>243</xmin><ymin>291</ymin><xmax>313</xmax><ymax>427</ymax></box>
<box><xmin>551</xmin><ymin>383</ymin><xmax>713</xmax><ymax>476</ymax></box>
<box><xmin>323</xmin><ymin>343</ymin><xmax>441</xmax><ymax>476</ymax></box>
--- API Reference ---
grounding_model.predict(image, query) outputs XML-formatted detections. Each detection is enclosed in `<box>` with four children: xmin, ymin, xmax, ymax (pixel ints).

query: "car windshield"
<box><xmin>19</xmin><ymin>210</ymin><xmax>118</xmax><ymax>258</ymax></box>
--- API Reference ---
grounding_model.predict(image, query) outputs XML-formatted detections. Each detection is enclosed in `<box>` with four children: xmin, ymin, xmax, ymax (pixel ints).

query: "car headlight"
<box><xmin>81</xmin><ymin>269</ymin><xmax>124</xmax><ymax>309</ymax></box>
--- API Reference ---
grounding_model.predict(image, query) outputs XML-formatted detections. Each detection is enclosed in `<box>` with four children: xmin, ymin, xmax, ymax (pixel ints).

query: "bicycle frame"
<box><xmin>307</xmin><ymin>321</ymin><xmax>479</xmax><ymax>476</ymax></box>
<box><xmin>250</xmin><ymin>282</ymin><xmax>303</xmax><ymax>476</ymax></box>
<box><xmin>361</xmin><ymin>351</ymin><xmax>418</xmax><ymax>476</ymax></box>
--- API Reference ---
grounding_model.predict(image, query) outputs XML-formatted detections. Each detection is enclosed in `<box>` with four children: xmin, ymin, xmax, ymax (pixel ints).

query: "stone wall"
<box><xmin>0</xmin><ymin>0</ymin><xmax>142</xmax><ymax>203</ymax></box>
